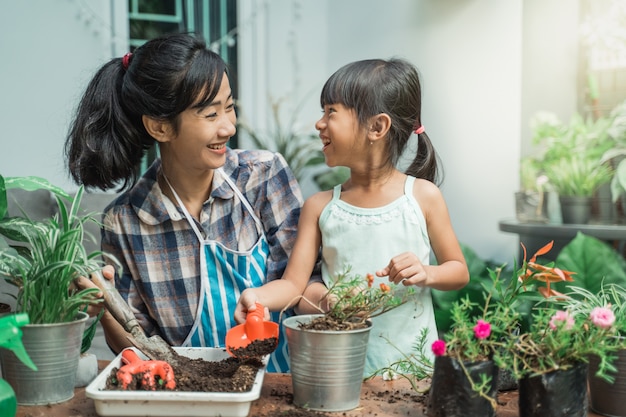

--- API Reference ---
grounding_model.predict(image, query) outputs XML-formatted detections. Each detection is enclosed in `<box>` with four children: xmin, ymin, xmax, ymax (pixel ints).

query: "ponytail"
<box><xmin>65</xmin><ymin>32</ymin><xmax>226</xmax><ymax>191</ymax></box>
<box><xmin>404</xmin><ymin>132</ymin><xmax>443</xmax><ymax>185</ymax></box>
<box><xmin>65</xmin><ymin>58</ymin><xmax>153</xmax><ymax>191</ymax></box>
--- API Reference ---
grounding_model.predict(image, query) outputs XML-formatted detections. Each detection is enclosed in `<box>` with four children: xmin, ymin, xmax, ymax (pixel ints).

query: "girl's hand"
<box><xmin>234</xmin><ymin>289</ymin><xmax>269</xmax><ymax>324</ymax></box>
<box><xmin>376</xmin><ymin>252</ymin><xmax>429</xmax><ymax>287</ymax></box>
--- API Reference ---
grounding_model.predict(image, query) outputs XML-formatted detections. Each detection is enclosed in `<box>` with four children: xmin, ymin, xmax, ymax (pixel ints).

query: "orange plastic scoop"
<box><xmin>225</xmin><ymin>302</ymin><xmax>279</xmax><ymax>358</ymax></box>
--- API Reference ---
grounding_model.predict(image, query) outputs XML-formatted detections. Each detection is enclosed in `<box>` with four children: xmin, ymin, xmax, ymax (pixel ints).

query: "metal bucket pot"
<box><xmin>283</xmin><ymin>314</ymin><xmax>371</xmax><ymax>412</ymax></box>
<box><xmin>0</xmin><ymin>312</ymin><xmax>88</xmax><ymax>405</ymax></box>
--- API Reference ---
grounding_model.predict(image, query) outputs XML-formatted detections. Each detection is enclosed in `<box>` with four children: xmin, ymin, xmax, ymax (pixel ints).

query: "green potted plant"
<box><xmin>543</xmin><ymin>155</ymin><xmax>613</xmax><ymax>224</ymax></box>
<box><xmin>282</xmin><ymin>268</ymin><xmax>412</xmax><ymax>412</ymax></box>
<box><xmin>494</xmin><ymin>241</ymin><xmax>624</xmax><ymax>417</ymax></box>
<box><xmin>426</xmin><ymin>241</ymin><xmax>569</xmax><ymax>416</ymax></box>
<box><xmin>516</xmin><ymin>157</ymin><xmax>549</xmax><ymax>223</ymax></box>
<box><xmin>529</xmin><ymin>109</ymin><xmax>622</xmax><ymax>224</ymax></box>
<box><xmin>562</xmin><ymin>283</ymin><xmax>626</xmax><ymax>417</ymax></box>
<box><xmin>0</xmin><ymin>174</ymin><xmax>107</xmax><ymax>405</ymax></box>
<box><xmin>599</xmin><ymin>99</ymin><xmax>626</xmax><ymax>222</ymax></box>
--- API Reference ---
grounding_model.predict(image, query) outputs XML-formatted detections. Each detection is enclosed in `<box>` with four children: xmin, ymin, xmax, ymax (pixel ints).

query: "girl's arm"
<box><xmin>295</xmin><ymin>281</ymin><xmax>330</xmax><ymax>314</ymax></box>
<box><xmin>235</xmin><ymin>191</ymin><xmax>330</xmax><ymax>321</ymax></box>
<box><xmin>378</xmin><ymin>179</ymin><xmax>469</xmax><ymax>290</ymax></box>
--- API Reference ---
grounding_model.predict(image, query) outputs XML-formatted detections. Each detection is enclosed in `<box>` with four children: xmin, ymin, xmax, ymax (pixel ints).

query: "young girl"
<box><xmin>236</xmin><ymin>58</ymin><xmax>469</xmax><ymax>374</ymax></box>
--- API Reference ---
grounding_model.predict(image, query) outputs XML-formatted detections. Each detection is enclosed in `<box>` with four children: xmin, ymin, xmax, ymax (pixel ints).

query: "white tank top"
<box><xmin>319</xmin><ymin>175</ymin><xmax>438</xmax><ymax>374</ymax></box>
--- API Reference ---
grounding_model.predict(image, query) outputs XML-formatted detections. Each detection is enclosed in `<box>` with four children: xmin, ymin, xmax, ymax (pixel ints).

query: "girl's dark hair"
<box><xmin>319</xmin><ymin>58</ymin><xmax>442</xmax><ymax>184</ymax></box>
<box><xmin>65</xmin><ymin>32</ymin><xmax>227</xmax><ymax>191</ymax></box>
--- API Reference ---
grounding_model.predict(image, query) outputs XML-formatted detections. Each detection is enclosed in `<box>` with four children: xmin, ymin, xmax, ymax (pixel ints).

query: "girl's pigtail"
<box><xmin>405</xmin><ymin>131</ymin><xmax>442</xmax><ymax>185</ymax></box>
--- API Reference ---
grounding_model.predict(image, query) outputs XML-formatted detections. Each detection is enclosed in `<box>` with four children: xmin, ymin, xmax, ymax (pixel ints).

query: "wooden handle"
<box><xmin>91</xmin><ymin>271</ymin><xmax>140</xmax><ymax>334</ymax></box>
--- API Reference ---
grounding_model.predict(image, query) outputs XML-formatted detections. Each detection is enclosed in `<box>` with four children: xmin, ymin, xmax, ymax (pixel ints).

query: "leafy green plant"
<box><xmin>601</xmin><ymin>99</ymin><xmax>626</xmax><ymax>202</ymax></box>
<box><xmin>543</xmin><ymin>156</ymin><xmax>613</xmax><ymax>197</ymax></box>
<box><xmin>296</xmin><ymin>267</ymin><xmax>414</xmax><ymax>330</ymax></box>
<box><xmin>527</xmin><ymin>111</ymin><xmax>616</xmax><ymax>198</ymax></box>
<box><xmin>0</xmin><ymin>175</ymin><xmax>105</xmax><ymax>325</ymax></box>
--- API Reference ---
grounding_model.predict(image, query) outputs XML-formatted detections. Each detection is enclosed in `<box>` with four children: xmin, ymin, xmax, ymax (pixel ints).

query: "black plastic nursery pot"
<box><xmin>518</xmin><ymin>361</ymin><xmax>588</xmax><ymax>417</ymax></box>
<box><xmin>428</xmin><ymin>356</ymin><xmax>499</xmax><ymax>417</ymax></box>
<box><xmin>589</xmin><ymin>349</ymin><xmax>626</xmax><ymax>417</ymax></box>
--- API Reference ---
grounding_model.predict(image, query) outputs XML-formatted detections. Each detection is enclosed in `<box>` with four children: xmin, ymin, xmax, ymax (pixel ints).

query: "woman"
<box><xmin>66</xmin><ymin>32</ymin><xmax>306</xmax><ymax>372</ymax></box>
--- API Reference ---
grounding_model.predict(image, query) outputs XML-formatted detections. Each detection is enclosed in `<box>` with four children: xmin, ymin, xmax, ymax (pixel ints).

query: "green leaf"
<box><xmin>553</xmin><ymin>232</ymin><xmax>626</xmax><ymax>294</ymax></box>
<box><xmin>0</xmin><ymin>175</ymin><xmax>6</xmax><ymax>220</ymax></box>
<box><xmin>4</xmin><ymin>176</ymin><xmax>70</xmax><ymax>199</ymax></box>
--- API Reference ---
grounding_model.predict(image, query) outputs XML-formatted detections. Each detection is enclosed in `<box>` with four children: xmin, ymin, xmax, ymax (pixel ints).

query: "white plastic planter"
<box><xmin>85</xmin><ymin>347</ymin><xmax>267</xmax><ymax>417</ymax></box>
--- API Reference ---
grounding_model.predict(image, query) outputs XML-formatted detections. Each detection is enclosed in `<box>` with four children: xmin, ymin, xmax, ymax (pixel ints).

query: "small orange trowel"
<box><xmin>225</xmin><ymin>302</ymin><xmax>279</xmax><ymax>358</ymax></box>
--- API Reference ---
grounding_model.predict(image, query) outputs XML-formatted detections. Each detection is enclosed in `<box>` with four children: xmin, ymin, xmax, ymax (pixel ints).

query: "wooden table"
<box><xmin>14</xmin><ymin>370</ymin><xmax>601</xmax><ymax>417</ymax></box>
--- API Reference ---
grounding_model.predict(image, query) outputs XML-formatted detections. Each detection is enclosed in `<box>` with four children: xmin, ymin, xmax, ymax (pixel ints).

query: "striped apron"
<box><xmin>167</xmin><ymin>169</ymin><xmax>290</xmax><ymax>372</ymax></box>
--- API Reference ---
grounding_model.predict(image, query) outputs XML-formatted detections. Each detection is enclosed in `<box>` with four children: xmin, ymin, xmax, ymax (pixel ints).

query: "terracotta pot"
<box><xmin>428</xmin><ymin>356</ymin><xmax>499</xmax><ymax>417</ymax></box>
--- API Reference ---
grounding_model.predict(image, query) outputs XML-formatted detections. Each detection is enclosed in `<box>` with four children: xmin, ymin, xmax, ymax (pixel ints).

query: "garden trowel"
<box><xmin>225</xmin><ymin>302</ymin><xmax>279</xmax><ymax>358</ymax></box>
<box><xmin>90</xmin><ymin>271</ymin><xmax>185</xmax><ymax>368</ymax></box>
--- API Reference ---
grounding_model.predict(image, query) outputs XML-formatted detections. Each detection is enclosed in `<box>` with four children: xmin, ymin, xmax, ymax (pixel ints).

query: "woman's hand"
<box><xmin>376</xmin><ymin>252</ymin><xmax>429</xmax><ymax>287</ymax></box>
<box><xmin>73</xmin><ymin>265</ymin><xmax>116</xmax><ymax>317</ymax></box>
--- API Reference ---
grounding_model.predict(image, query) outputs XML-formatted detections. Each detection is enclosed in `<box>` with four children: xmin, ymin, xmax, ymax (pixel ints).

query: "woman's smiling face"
<box><xmin>163</xmin><ymin>74</ymin><xmax>237</xmax><ymax>171</ymax></box>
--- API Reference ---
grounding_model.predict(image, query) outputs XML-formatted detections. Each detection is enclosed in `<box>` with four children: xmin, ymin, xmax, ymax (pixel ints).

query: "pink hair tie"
<box><xmin>122</xmin><ymin>52</ymin><xmax>133</xmax><ymax>70</ymax></box>
<box><xmin>414</xmin><ymin>125</ymin><xmax>425</xmax><ymax>135</ymax></box>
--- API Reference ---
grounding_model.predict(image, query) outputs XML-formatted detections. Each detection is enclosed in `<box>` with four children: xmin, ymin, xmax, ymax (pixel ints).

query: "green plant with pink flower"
<box><xmin>505</xmin><ymin>300</ymin><xmax>623</xmax><ymax>382</ymax></box>
<box><xmin>508</xmin><ymin>281</ymin><xmax>626</xmax><ymax>383</ymax></box>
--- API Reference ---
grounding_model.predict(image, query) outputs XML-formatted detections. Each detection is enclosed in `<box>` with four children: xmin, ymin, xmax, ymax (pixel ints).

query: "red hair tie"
<box><xmin>414</xmin><ymin>125</ymin><xmax>425</xmax><ymax>135</ymax></box>
<box><xmin>122</xmin><ymin>52</ymin><xmax>133</xmax><ymax>70</ymax></box>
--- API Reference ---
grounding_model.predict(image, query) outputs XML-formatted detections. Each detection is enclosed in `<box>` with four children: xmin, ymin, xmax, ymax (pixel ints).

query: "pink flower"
<box><xmin>549</xmin><ymin>310</ymin><xmax>574</xmax><ymax>330</ymax></box>
<box><xmin>431</xmin><ymin>340</ymin><xmax>447</xmax><ymax>357</ymax></box>
<box><xmin>473</xmin><ymin>319</ymin><xmax>491</xmax><ymax>340</ymax></box>
<box><xmin>590</xmin><ymin>307</ymin><xmax>615</xmax><ymax>329</ymax></box>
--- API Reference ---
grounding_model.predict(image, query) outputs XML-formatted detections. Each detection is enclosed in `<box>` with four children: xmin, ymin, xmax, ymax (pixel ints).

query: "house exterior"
<box><xmin>0</xmin><ymin>0</ymin><xmax>583</xmax><ymax>264</ymax></box>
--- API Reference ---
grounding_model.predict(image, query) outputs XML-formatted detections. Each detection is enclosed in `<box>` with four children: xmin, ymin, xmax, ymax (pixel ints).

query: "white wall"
<box><xmin>0</xmin><ymin>0</ymin><xmax>127</xmax><ymax>191</ymax></box>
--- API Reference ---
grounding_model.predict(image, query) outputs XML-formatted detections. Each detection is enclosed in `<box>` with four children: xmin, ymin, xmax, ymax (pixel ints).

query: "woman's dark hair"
<box><xmin>319</xmin><ymin>58</ymin><xmax>442</xmax><ymax>184</ymax></box>
<box><xmin>65</xmin><ymin>32</ymin><xmax>227</xmax><ymax>191</ymax></box>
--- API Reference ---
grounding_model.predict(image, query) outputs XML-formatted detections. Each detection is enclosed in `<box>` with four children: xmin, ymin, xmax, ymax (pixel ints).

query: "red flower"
<box><xmin>366</xmin><ymin>273</ymin><xmax>374</xmax><ymax>288</ymax></box>
<box><xmin>431</xmin><ymin>339</ymin><xmax>447</xmax><ymax>356</ymax></box>
<box><xmin>379</xmin><ymin>283</ymin><xmax>391</xmax><ymax>293</ymax></box>
<box><xmin>473</xmin><ymin>319</ymin><xmax>491</xmax><ymax>339</ymax></box>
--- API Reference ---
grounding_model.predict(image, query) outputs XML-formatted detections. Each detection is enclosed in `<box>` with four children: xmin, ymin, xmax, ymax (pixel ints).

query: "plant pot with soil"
<box><xmin>0</xmin><ymin>175</ymin><xmax>108</xmax><ymax>405</ymax></box>
<box><xmin>284</xmin><ymin>269</ymin><xmax>412</xmax><ymax>412</ymax></box>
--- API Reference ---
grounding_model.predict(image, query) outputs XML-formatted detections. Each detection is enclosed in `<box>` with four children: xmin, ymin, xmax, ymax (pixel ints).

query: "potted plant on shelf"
<box><xmin>282</xmin><ymin>268</ymin><xmax>413</xmax><ymax>412</ymax></box>
<box><xmin>543</xmin><ymin>155</ymin><xmax>613</xmax><ymax>224</ymax></box>
<box><xmin>0</xmin><ymin>174</ymin><xmax>107</xmax><ymax>405</ymax></box>
<box><xmin>516</xmin><ymin>157</ymin><xmax>549</xmax><ymax>223</ymax></box>
<box><xmin>528</xmin><ymin>109</ymin><xmax>622</xmax><ymax>225</ymax></box>
<box><xmin>599</xmin><ymin>99</ymin><xmax>626</xmax><ymax>221</ymax></box>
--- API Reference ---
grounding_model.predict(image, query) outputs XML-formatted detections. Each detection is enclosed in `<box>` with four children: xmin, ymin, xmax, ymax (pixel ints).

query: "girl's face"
<box><xmin>316</xmin><ymin>103</ymin><xmax>364</xmax><ymax>167</ymax></box>
<box><xmin>164</xmin><ymin>74</ymin><xmax>237</xmax><ymax>171</ymax></box>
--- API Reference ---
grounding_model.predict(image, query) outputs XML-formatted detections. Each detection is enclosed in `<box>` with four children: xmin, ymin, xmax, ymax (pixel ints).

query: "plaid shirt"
<box><xmin>101</xmin><ymin>148</ymin><xmax>303</xmax><ymax>345</ymax></box>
